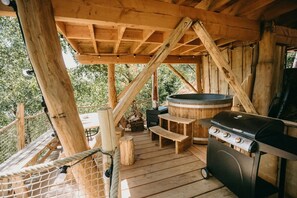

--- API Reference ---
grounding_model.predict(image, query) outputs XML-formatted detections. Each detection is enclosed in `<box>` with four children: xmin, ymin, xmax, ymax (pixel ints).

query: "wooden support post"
<box><xmin>16</xmin><ymin>103</ymin><xmax>25</xmax><ymax>150</ymax></box>
<box><xmin>252</xmin><ymin>25</ymin><xmax>278</xmax><ymax>186</ymax></box>
<box><xmin>98</xmin><ymin>108</ymin><xmax>117</xmax><ymax>197</ymax></box>
<box><xmin>152</xmin><ymin>71</ymin><xmax>159</xmax><ymax>109</ymax></box>
<box><xmin>193</xmin><ymin>21</ymin><xmax>257</xmax><ymax>114</ymax></box>
<box><xmin>15</xmin><ymin>1</ymin><xmax>102</xmax><ymax>197</ymax></box>
<box><xmin>113</xmin><ymin>17</ymin><xmax>192</xmax><ymax>124</ymax></box>
<box><xmin>252</xmin><ymin>26</ymin><xmax>276</xmax><ymax>115</ymax></box>
<box><xmin>196</xmin><ymin>58</ymin><xmax>203</xmax><ymax>93</ymax></box>
<box><xmin>166</xmin><ymin>64</ymin><xmax>198</xmax><ymax>93</ymax></box>
<box><xmin>108</xmin><ymin>64</ymin><xmax>117</xmax><ymax>109</ymax></box>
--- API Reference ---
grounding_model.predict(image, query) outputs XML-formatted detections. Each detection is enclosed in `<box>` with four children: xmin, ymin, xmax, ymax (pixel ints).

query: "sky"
<box><xmin>62</xmin><ymin>51</ymin><xmax>77</xmax><ymax>69</ymax></box>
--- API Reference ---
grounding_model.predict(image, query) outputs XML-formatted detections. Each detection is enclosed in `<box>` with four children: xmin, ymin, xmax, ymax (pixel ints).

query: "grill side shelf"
<box><xmin>257</xmin><ymin>135</ymin><xmax>297</xmax><ymax>160</ymax></box>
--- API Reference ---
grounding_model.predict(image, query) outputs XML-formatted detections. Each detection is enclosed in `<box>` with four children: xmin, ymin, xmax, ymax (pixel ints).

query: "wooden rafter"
<box><xmin>88</xmin><ymin>24</ymin><xmax>98</xmax><ymax>54</ymax></box>
<box><xmin>114</xmin><ymin>26</ymin><xmax>126</xmax><ymax>54</ymax></box>
<box><xmin>239</xmin><ymin>0</ymin><xmax>276</xmax><ymax>16</ymax></box>
<box><xmin>76</xmin><ymin>54</ymin><xmax>199</xmax><ymax>64</ymax></box>
<box><xmin>263</xmin><ymin>0</ymin><xmax>297</xmax><ymax>21</ymax></box>
<box><xmin>193</xmin><ymin>21</ymin><xmax>257</xmax><ymax>114</ymax></box>
<box><xmin>192</xmin><ymin>38</ymin><xmax>235</xmax><ymax>55</ymax></box>
<box><xmin>172</xmin><ymin>34</ymin><xmax>198</xmax><ymax>51</ymax></box>
<box><xmin>194</xmin><ymin>0</ymin><xmax>213</xmax><ymax>10</ymax></box>
<box><xmin>131</xmin><ymin>29</ymin><xmax>155</xmax><ymax>54</ymax></box>
<box><xmin>56</xmin><ymin>22</ymin><xmax>81</xmax><ymax>53</ymax></box>
<box><xmin>208</xmin><ymin>0</ymin><xmax>233</xmax><ymax>11</ymax></box>
<box><xmin>113</xmin><ymin>17</ymin><xmax>193</xmax><ymax>124</ymax></box>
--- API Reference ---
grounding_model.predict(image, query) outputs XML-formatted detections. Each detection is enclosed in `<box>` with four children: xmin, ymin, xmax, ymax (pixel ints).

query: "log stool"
<box><xmin>119</xmin><ymin>136</ymin><xmax>135</xmax><ymax>165</ymax></box>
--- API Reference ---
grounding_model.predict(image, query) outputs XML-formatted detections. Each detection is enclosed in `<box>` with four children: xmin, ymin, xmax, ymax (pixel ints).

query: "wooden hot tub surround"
<box><xmin>167</xmin><ymin>94</ymin><xmax>233</xmax><ymax>144</ymax></box>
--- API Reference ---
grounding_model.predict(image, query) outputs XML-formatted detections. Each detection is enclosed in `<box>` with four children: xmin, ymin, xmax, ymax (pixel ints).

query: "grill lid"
<box><xmin>211</xmin><ymin>111</ymin><xmax>284</xmax><ymax>140</ymax></box>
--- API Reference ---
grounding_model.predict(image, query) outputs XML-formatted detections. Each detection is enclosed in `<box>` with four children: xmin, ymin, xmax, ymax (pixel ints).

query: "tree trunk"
<box><xmin>16</xmin><ymin>0</ymin><xmax>102</xmax><ymax>196</ymax></box>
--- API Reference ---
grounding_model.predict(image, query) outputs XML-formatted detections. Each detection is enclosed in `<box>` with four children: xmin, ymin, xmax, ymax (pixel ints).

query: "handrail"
<box><xmin>0</xmin><ymin>119</ymin><xmax>17</xmax><ymax>133</ymax></box>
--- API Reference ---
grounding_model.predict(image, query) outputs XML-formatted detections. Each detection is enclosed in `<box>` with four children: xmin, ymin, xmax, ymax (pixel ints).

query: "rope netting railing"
<box><xmin>0</xmin><ymin>105</ymin><xmax>102</xmax><ymax>164</ymax></box>
<box><xmin>25</xmin><ymin>112</ymin><xmax>52</xmax><ymax>145</ymax></box>
<box><xmin>0</xmin><ymin>112</ymin><xmax>52</xmax><ymax>163</ymax></box>
<box><xmin>0</xmin><ymin>147</ymin><xmax>120</xmax><ymax>198</ymax></box>
<box><xmin>0</xmin><ymin>121</ymin><xmax>18</xmax><ymax>163</ymax></box>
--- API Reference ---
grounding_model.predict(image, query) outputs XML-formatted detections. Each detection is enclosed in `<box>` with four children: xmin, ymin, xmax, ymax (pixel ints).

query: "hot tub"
<box><xmin>167</xmin><ymin>93</ymin><xmax>233</xmax><ymax>144</ymax></box>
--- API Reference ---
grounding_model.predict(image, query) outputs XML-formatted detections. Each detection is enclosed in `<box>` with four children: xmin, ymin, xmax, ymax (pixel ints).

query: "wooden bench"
<box><xmin>149</xmin><ymin>126</ymin><xmax>191</xmax><ymax>154</ymax></box>
<box><xmin>149</xmin><ymin>114</ymin><xmax>196</xmax><ymax>154</ymax></box>
<box><xmin>0</xmin><ymin>130</ymin><xmax>59</xmax><ymax>172</ymax></box>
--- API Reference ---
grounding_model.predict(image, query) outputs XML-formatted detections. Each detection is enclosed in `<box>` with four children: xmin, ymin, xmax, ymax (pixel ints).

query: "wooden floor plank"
<box><xmin>134</xmin><ymin>139</ymin><xmax>153</xmax><ymax>145</ymax></box>
<box><xmin>122</xmin><ymin>170</ymin><xmax>203</xmax><ymax>198</ymax></box>
<box><xmin>121</xmin><ymin>155</ymin><xmax>199</xmax><ymax>179</ymax></box>
<box><xmin>135</xmin><ymin>144</ymin><xmax>174</xmax><ymax>155</ymax></box>
<box><xmin>121</xmin><ymin>151</ymin><xmax>193</xmax><ymax>171</ymax></box>
<box><xmin>122</xmin><ymin>161</ymin><xmax>205</xmax><ymax>189</ymax></box>
<box><xmin>134</xmin><ymin>142</ymin><xmax>158</xmax><ymax>149</ymax></box>
<box><xmin>188</xmin><ymin>145</ymin><xmax>207</xmax><ymax>164</ymax></box>
<box><xmin>136</xmin><ymin>148</ymin><xmax>175</xmax><ymax>160</ymax></box>
<box><xmin>194</xmin><ymin>187</ymin><xmax>237</xmax><ymax>198</ymax></box>
<box><xmin>120</xmin><ymin>131</ymin><xmax>236</xmax><ymax>198</ymax></box>
<box><xmin>147</xmin><ymin>177</ymin><xmax>224</xmax><ymax>198</ymax></box>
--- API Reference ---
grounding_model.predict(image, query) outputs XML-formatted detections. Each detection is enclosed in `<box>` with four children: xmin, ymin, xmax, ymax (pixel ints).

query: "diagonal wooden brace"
<box><xmin>113</xmin><ymin>17</ymin><xmax>193</xmax><ymax>124</ymax></box>
<box><xmin>192</xmin><ymin>21</ymin><xmax>257</xmax><ymax>114</ymax></box>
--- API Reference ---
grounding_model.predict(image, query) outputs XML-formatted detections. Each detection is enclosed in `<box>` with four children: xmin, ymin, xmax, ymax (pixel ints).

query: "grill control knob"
<box><xmin>223</xmin><ymin>132</ymin><xmax>230</xmax><ymax>138</ymax></box>
<box><xmin>214</xmin><ymin>128</ymin><xmax>220</xmax><ymax>133</ymax></box>
<box><xmin>235</xmin><ymin>137</ymin><xmax>242</xmax><ymax>143</ymax></box>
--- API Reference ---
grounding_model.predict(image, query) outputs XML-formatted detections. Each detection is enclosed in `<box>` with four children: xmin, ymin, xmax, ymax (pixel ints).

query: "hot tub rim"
<box><xmin>167</xmin><ymin>93</ymin><xmax>233</xmax><ymax>105</ymax></box>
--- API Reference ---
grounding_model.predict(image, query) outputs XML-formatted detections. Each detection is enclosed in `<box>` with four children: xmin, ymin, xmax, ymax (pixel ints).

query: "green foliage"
<box><xmin>69</xmin><ymin>64</ymin><xmax>108</xmax><ymax>106</ymax></box>
<box><xmin>0</xmin><ymin>17</ymin><xmax>42</xmax><ymax>127</ymax></box>
<box><xmin>286</xmin><ymin>51</ymin><xmax>296</xmax><ymax>68</ymax></box>
<box><xmin>0</xmin><ymin>16</ymin><xmax>195</xmax><ymax>128</ymax></box>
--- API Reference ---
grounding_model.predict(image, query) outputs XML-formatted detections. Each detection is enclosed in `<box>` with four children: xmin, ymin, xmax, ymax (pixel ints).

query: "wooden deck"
<box><xmin>120</xmin><ymin>131</ymin><xmax>236</xmax><ymax>198</ymax></box>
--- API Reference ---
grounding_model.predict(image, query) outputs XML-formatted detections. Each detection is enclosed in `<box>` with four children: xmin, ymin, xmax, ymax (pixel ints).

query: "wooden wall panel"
<box><xmin>202</xmin><ymin>46</ymin><xmax>253</xmax><ymax>96</ymax></box>
<box><xmin>202</xmin><ymin>55</ymin><xmax>210</xmax><ymax>93</ymax></box>
<box><xmin>218</xmin><ymin>49</ymin><xmax>230</xmax><ymax>95</ymax></box>
<box><xmin>210</xmin><ymin>58</ymin><xmax>219</xmax><ymax>93</ymax></box>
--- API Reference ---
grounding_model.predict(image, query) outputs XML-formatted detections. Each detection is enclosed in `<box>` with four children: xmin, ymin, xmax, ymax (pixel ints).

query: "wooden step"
<box><xmin>158</xmin><ymin>113</ymin><xmax>196</xmax><ymax>124</ymax></box>
<box><xmin>149</xmin><ymin>126</ymin><xmax>188</xmax><ymax>142</ymax></box>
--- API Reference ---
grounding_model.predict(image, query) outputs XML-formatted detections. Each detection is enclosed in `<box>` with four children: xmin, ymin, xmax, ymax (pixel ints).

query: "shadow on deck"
<box><xmin>120</xmin><ymin>131</ymin><xmax>236</xmax><ymax>198</ymax></box>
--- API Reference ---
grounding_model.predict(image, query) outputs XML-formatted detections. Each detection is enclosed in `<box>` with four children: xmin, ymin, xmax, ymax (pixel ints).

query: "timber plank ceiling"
<box><xmin>1</xmin><ymin>0</ymin><xmax>297</xmax><ymax>63</ymax></box>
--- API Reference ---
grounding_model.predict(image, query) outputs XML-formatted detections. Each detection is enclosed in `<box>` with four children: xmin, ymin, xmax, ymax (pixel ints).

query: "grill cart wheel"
<box><xmin>201</xmin><ymin>168</ymin><xmax>210</xmax><ymax>179</ymax></box>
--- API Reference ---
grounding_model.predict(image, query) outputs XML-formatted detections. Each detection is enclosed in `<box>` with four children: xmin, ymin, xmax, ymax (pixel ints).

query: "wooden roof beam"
<box><xmin>239</xmin><ymin>0</ymin><xmax>276</xmax><ymax>16</ymax></box>
<box><xmin>56</xmin><ymin>22</ymin><xmax>81</xmax><ymax>53</ymax></box>
<box><xmin>275</xmin><ymin>26</ymin><xmax>297</xmax><ymax>47</ymax></box>
<box><xmin>194</xmin><ymin>0</ymin><xmax>214</xmax><ymax>10</ymax></box>
<box><xmin>193</xmin><ymin>21</ymin><xmax>257</xmax><ymax>114</ymax></box>
<box><xmin>140</xmin><ymin>44</ymin><xmax>162</xmax><ymax>55</ymax></box>
<box><xmin>51</xmin><ymin>0</ymin><xmax>260</xmax><ymax>41</ymax></box>
<box><xmin>113</xmin><ymin>17</ymin><xmax>193</xmax><ymax>124</ymax></box>
<box><xmin>130</xmin><ymin>29</ymin><xmax>155</xmax><ymax>54</ymax></box>
<box><xmin>172</xmin><ymin>34</ymin><xmax>198</xmax><ymax>51</ymax></box>
<box><xmin>208</xmin><ymin>0</ymin><xmax>233</xmax><ymax>12</ymax></box>
<box><xmin>113</xmin><ymin>26</ymin><xmax>126</xmax><ymax>54</ymax></box>
<box><xmin>88</xmin><ymin>24</ymin><xmax>98</xmax><ymax>54</ymax></box>
<box><xmin>76</xmin><ymin>54</ymin><xmax>199</xmax><ymax>64</ymax></box>
<box><xmin>263</xmin><ymin>0</ymin><xmax>297</xmax><ymax>21</ymax></box>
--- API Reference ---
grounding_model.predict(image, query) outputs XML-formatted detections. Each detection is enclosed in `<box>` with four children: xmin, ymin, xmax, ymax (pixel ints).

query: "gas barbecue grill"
<box><xmin>201</xmin><ymin>111</ymin><xmax>297</xmax><ymax>198</ymax></box>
